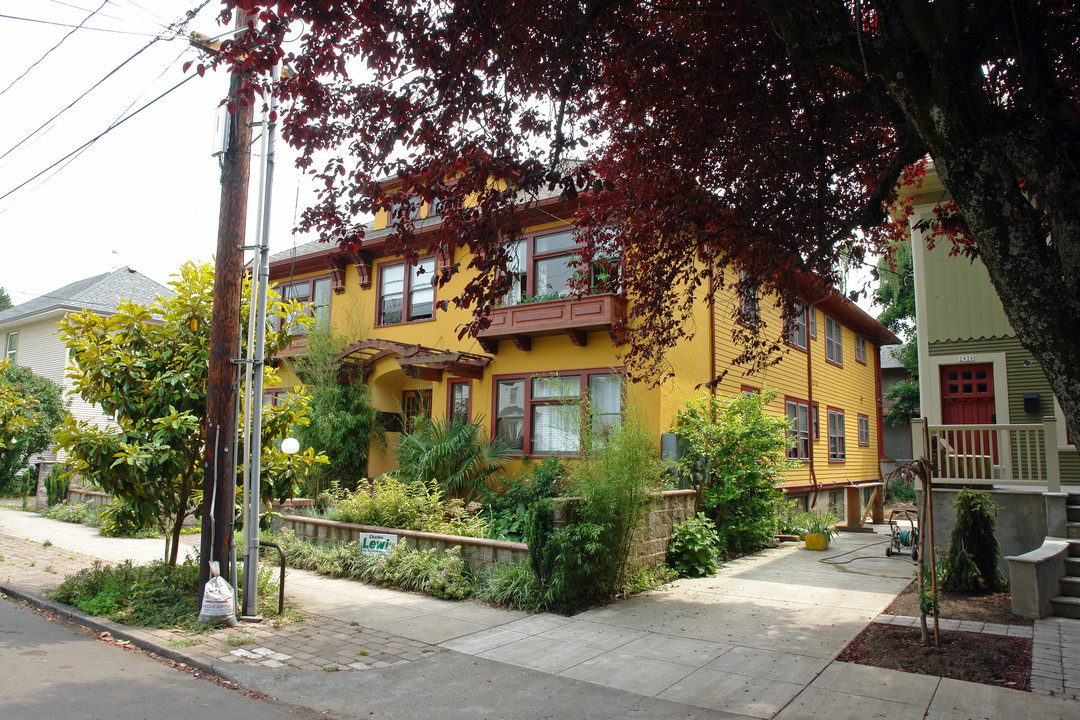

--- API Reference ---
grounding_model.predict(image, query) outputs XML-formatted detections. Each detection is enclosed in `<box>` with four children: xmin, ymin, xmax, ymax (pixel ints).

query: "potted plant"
<box><xmin>793</xmin><ymin>509</ymin><xmax>839</xmax><ymax>550</ymax></box>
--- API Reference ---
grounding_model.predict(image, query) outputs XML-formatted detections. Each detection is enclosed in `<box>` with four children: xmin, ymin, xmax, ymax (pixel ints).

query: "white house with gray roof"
<box><xmin>0</xmin><ymin>267</ymin><xmax>172</xmax><ymax>468</ymax></box>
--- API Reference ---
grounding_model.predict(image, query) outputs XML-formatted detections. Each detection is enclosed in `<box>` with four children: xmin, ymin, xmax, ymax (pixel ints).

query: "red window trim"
<box><xmin>827</xmin><ymin>405</ymin><xmax>847</xmax><ymax>463</ymax></box>
<box><xmin>823</xmin><ymin>315</ymin><xmax>844</xmax><ymax>368</ymax></box>
<box><xmin>491</xmin><ymin>367</ymin><xmax>624</xmax><ymax>457</ymax></box>
<box><xmin>857</xmin><ymin>413</ymin><xmax>870</xmax><ymax>446</ymax></box>
<box><xmin>447</xmin><ymin>379</ymin><xmax>472</xmax><ymax>424</ymax></box>
<box><xmin>785</xmin><ymin>395</ymin><xmax>810</xmax><ymax>462</ymax></box>
<box><xmin>375</xmin><ymin>255</ymin><xmax>437</xmax><ymax>327</ymax></box>
<box><xmin>808</xmin><ymin>306</ymin><xmax>817</xmax><ymax>340</ymax></box>
<box><xmin>741</xmin><ymin>384</ymin><xmax>760</xmax><ymax>395</ymax></box>
<box><xmin>783</xmin><ymin>303</ymin><xmax>809</xmax><ymax>352</ymax></box>
<box><xmin>811</xmin><ymin>401</ymin><xmax>820</xmax><ymax>441</ymax></box>
<box><xmin>854</xmin><ymin>335</ymin><xmax>868</xmax><ymax>366</ymax></box>
<box><xmin>277</xmin><ymin>273</ymin><xmax>333</xmax><ymax>333</ymax></box>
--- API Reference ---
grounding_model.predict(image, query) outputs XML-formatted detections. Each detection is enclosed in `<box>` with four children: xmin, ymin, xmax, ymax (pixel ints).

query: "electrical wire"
<box><xmin>1</xmin><ymin>0</ymin><xmax>110</xmax><ymax>97</ymax></box>
<box><xmin>0</xmin><ymin>13</ymin><xmax>161</xmax><ymax>37</ymax></box>
<box><xmin>44</xmin><ymin>0</ymin><xmax>126</xmax><ymax>24</ymax></box>
<box><xmin>0</xmin><ymin>72</ymin><xmax>196</xmax><ymax>203</ymax></box>
<box><xmin>0</xmin><ymin>38</ymin><xmax>161</xmax><ymax>164</ymax></box>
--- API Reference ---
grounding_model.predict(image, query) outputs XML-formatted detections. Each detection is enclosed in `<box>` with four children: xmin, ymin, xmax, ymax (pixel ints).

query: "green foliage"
<box><xmin>268</xmin><ymin>530</ymin><xmax>473</xmax><ymax>600</ymax></box>
<box><xmin>49</xmin><ymin>559</ymin><xmax>201</xmax><ymax>629</ymax></box>
<box><xmin>940</xmin><ymin>489</ymin><xmax>1006</xmax><ymax>592</ymax></box>
<box><xmin>673</xmin><ymin>391</ymin><xmax>795</xmax><ymax>555</ymax></box>
<box><xmin>44</xmin><ymin>464</ymin><xmax>68</xmax><ymax>507</ymax></box>
<box><xmin>56</xmin><ymin>262</ymin><xmax>325</xmax><ymax>565</ymax></box>
<box><xmin>0</xmin><ymin>287</ymin><xmax>11</xmax><ymax>312</ymax></box>
<box><xmin>291</xmin><ymin>324</ymin><xmax>381</xmax><ymax>494</ymax></box>
<box><xmin>885</xmin><ymin>472</ymin><xmax>917</xmax><ymax>504</ymax></box>
<box><xmin>394</xmin><ymin>417</ymin><xmax>510</xmax><ymax>501</ymax></box>
<box><xmin>43</xmin><ymin>501</ymin><xmax>101</xmax><ymax>526</ymax></box>
<box><xmin>474</xmin><ymin>561</ymin><xmax>544</xmax><ymax>611</ymax></box>
<box><xmin>873</xmin><ymin>242</ymin><xmax>915</xmax><ymax>338</ymax></box>
<box><xmin>99</xmin><ymin>500</ymin><xmax>150</xmax><ymax>538</ymax></box>
<box><xmin>787</xmin><ymin>509</ymin><xmax>840</xmax><ymax>538</ymax></box>
<box><xmin>0</xmin><ymin>360</ymin><xmax>67</xmax><ymax>494</ymax></box>
<box><xmin>666</xmin><ymin>516</ymin><xmax>720</xmax><ymax>577</ymax></box>
<box><xmin>525</xmin><ymin>408</ymin><xmax>666</xmax><ymax>613</ymax></box>
<box><xmin>478</xmin><ymin>457</ymin><xmax>561</xmax><ymax>542</ymax></box>
<box><xmin>322</xmin><ymin>475</ymin><xmax>487</xmax><ymax>537</ymax></box>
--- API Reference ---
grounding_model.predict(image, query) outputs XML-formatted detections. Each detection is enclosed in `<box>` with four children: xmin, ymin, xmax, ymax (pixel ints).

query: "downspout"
<box><xmin>709</xmin><ymin>257</ymin><xmax>717</xmax><ymax>400</ymax></box>
<box><xmin>875</xmin><ymin>344</ymin><xmax>886</xmax><ymax>481</ymax></box>
<box><xmin>807</xmin><ymin>311</ymin><xmax>820</xmax><ymax>507</ymax></box>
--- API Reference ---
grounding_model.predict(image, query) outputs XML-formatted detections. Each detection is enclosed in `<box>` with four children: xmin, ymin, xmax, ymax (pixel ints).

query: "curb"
<box><xmin>0</xmin><ymin>581</ymin><xmax>222</xmax><ymax>679</ymax></box>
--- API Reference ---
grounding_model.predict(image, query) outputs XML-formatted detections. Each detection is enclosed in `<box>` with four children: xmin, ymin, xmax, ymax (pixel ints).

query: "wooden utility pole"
<box><xmin>200</xmin><ymin>11</ymin><xmax>252</xmax><ymax>594</ymax></box>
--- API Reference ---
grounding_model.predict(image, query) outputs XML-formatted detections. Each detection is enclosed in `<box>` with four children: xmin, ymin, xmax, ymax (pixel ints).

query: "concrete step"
<box><xmin>1067</xmin><ymin>557</ymin><xmax>1080</xmax><ymax>576</ymax></box>
<box><xmin>1051</xmin><ymin>595</ymin><xmax>1080</xmax><ymax>620</ymax></box>
<box><xmin>1069</xmin><ymin>539</ymin><xmax>1080</xmax><ymax>558</ymax></box>
<box><xmin>1067</xmin><ymin>504</ymin><xmax>1080</xmax><ymax>523</ymax></box>
<box><xmin>1069</xmin><ymin>523</ymin><xmax>1080</xmax><ymax>540</ymax></box>
<box><xmin>1061</xmin><ymin>576</ymin><xmax>1080</xmax><ymax>597</ymax></box>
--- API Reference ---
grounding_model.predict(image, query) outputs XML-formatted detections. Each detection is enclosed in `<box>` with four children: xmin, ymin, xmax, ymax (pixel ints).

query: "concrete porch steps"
<box><xmin>1052</xmin><ymin>526</ymin><xmax>1080</xmax><ymax>619</ymax></box>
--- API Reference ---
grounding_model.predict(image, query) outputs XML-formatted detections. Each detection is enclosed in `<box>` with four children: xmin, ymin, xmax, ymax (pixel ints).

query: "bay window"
<box><xmin>280</xmin><ymin>277</ymin><xmax>331</xmax><ymax>333</ymax></box>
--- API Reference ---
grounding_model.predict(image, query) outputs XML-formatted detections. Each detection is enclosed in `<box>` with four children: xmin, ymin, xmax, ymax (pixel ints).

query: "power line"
<box><xmin>43</xmin><ymin>0</ymin><xmax>126</xmax><ymax>24</ymax></box>
<box><xmin>0</xmin><ymin>38</ymin><xmax>160</xmax><ymax>163</ymax></box>
<box><xmin>0</xmin><ymin>12</ymin><xmax>161</xmax><ymax>37</ymax></box>
<box><xmin>1</xmin><ymin>0</ymin><xmax>110</xmax><ymax>97</ymax></box>
<box><xmin>0</xmin><ymin>72</ymin><xmax>197</xmax><ymax>204</ymax></box>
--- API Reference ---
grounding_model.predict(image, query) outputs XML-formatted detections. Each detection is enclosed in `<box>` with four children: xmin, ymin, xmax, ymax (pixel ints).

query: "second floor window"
<box><xmin>858</xmin><ymin>414</ymin><xmax>870</xmax><ymax>446</ymax></box>
<box><xmin>824</xmin><ymin>316</ymin><xmax>843</xmax><ymax>365</ymax></box>
<box><xmin>280</xmin><ymin>278</ymin><xmax>331</xmax><ymax>334</ymax></box>
<box><xmin>828</xmin><ymin>408</ymin><xmax>846</xmax><ymax>461</ymax></box>
<box><xmin>855</xmin><ymin>336</ymin><xmax>867</xmax><ymax>364</ymax></box>
<box><xmin>501</xmin><ymin>230</ymin><xmax>620</xmax><ymax>306</ymax></box>
<box><xmin>738</xmin><ymin>272</ymin><xmax>759</xmax><ymax>328</ymax></box>
<box><xmin>5</xmin><ymin>331</ymin><xmax>17</xmax><ymax>361</ymax></box>
<box><xmin>786</xmin><ymin>399</ymin><xmax>810</xmax><ymax>460</ymax></box>
<box><xmin>785</xmin><ymin>303</ymin><xmax>807</xmax><ymax>350</ymax></box>
<box><xmin>380</xmin><ymin>259</ymin><xmax>435</xmax><ymax>325</ymax></box>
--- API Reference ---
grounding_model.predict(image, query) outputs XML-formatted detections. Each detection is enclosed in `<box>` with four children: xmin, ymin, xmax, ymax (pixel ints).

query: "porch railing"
<box><xmin>911</xmin><ymin>417</ymin><xmax>1060</xmax><ymax>492</ymax></box>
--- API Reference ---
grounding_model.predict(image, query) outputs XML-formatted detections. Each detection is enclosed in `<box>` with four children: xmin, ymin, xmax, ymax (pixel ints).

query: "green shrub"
<box><xmin>478</xmin><ymin>457</ymin><xmax>561</xmax><ymax>542</ymax></box>
<box><xmin>886</xmin><ymin>473</ymin><xmax>917</xmax><ymax>504</ymax></box>
<box><xmin>43</xmin><ymin>501</ymin><xmax>101</xmax><ymax>526</ymax></box>
<box><xmin>44</xmin><ymin>464</ymin><xmax>69</xmax><ymax>507</ymax></box>
<box><xmin>323</xmin><ymin>475</ymin><xmax>487</xmax><ymax>537</ymax></box>
<box><xmin>673</xmin><ymin>391</ymin><xmax>795</xmax><ymax>555</ymax></box>
<box><xmin>267</xmin><ymin>530</ymin><xmax>474</xmax><ymax>600</ymax></box>
<box><xmin>99</xmin><ymin>500</ymin><xmax>150</xmax><ymax>538</ymax></box>
<box><xmin>475</xmin><ymin>562</ymin><xmax>543</xmax><ymax>611</ymax></box>
<box><xmin>940</xmin><ymin>489</ymin><xmax>1006</xmax><ymax>592</ymax></box>
<box><xmin>49</xmin><ymin>559</ymin><xmax>200</xmax><ymax>628</ymax></box>
<box><xmin>525</xmin><ymin>407</ymin><xmax>666</xmax><ymax>613</ymax></box>
<box><xmin>666</xmin><ymin>516</ymin><xmax>720</xmax><ymax>577</ymax></box>
<box><xmin>395</xmin><ymin>417</ymin><xmax>510</xmax><ymax>501</ymax></box>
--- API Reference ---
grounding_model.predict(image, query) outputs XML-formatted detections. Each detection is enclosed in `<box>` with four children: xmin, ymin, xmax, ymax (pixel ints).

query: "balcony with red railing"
<box><xmin>476</xmin><ymin>293</ymin><xmax>627</xmax><ymax>353</ymax></box>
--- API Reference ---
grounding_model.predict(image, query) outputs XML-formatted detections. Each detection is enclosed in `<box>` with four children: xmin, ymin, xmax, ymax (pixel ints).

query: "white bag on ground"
<box><xmin>198</xmin><ymin>561</ymin><xmax>239</xmax><ymax>627</ymax></box>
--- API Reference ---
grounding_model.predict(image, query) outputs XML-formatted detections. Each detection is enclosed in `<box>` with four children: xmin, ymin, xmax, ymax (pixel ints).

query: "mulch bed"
<box><xmin>838</xmin><ymin>622</ymin><xmax>1031</xmax><ymax>691</ymax></box>
<box><xmin>884</xmin><ymin>581</ymin><xmax>1033</xmax><ymax>627</ymax></box>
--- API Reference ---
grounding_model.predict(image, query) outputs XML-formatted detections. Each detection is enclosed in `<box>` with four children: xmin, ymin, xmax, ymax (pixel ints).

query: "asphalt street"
<box><xmin>0</xmin><ymin>596</ymin><xmax>319</xmax><ymax>720</ymax></box>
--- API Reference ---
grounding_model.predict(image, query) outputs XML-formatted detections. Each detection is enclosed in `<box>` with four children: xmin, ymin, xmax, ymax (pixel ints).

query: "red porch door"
<box><xmin>940</xmin><ymin>363</ymin><xmax>997</xmax><ymax>468</ymax></box>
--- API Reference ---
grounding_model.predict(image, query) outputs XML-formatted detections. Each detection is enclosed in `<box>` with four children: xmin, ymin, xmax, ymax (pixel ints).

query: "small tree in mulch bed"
<box><xmin>940</xmin><ymin>488</ymin><xmax>1006</xmax><ymax>593</ymax></box>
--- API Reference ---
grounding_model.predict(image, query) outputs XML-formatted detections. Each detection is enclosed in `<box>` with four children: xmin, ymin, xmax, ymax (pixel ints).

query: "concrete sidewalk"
<box><xmin>3</xmin><ymin>507</ymin><xmax>1079</xmax><ymax>719</ymax></box>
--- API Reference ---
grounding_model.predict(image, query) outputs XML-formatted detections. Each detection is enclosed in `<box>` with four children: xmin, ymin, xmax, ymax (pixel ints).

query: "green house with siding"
<box><xmin>907</xmin><ymin>166</ymin><xmax>1080</xmax><ymax>619</ymax></box>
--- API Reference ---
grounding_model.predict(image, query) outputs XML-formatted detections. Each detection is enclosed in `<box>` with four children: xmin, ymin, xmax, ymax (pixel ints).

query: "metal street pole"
<box><xmin>241</xmin><ymin>62</ymin><xmax>281</xmax><ymax>619</ymax></box>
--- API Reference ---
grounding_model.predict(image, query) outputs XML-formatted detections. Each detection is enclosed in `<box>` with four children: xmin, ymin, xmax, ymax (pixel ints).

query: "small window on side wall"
<box><xmin>449</xmin><ymin>381</ymin><xmax>471</xmax><ymax>424</ymax></box>
<box><xmin>855</xmin><ymin>336</ymin><xmax>867</xmax><ymax>365</ymax></box>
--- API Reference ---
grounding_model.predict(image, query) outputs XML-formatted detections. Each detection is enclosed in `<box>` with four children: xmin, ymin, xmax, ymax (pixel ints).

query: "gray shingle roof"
<box><xmin>0</xmin><ymin>267</ymin><xmax>172</xmax><ymax>327</ymax></box>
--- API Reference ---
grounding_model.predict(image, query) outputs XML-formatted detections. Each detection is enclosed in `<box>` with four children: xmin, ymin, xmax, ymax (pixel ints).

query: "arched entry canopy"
<box><xmin>336</xmin><ymin>338</ymin><xmax>492</xmax><ymax>383</ymax></box>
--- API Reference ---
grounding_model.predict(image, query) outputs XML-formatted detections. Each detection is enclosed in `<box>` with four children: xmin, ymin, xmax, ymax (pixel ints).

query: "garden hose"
<box><xmin>818</xmin><ymin>538</ymin><xmax>889</xmax><ymax>565</ymax></box>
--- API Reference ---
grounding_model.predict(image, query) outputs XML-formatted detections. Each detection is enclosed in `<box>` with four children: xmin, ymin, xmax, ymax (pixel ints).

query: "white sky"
<box><xmin>0</xmin><ymin>0</ymin><xmax>883</xmax><ymax>318</ymax></box>
<box><xmin>0</xmin><ymin>0</ymin><xmax>323</xmax><ymax>305</ymax></box>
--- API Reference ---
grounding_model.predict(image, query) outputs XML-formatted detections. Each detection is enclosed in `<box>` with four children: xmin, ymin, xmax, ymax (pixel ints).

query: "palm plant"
<box><xmin>395</xmin><ymin>417</ymin><xmax>511</xmax><ymax>501</ymax></box>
